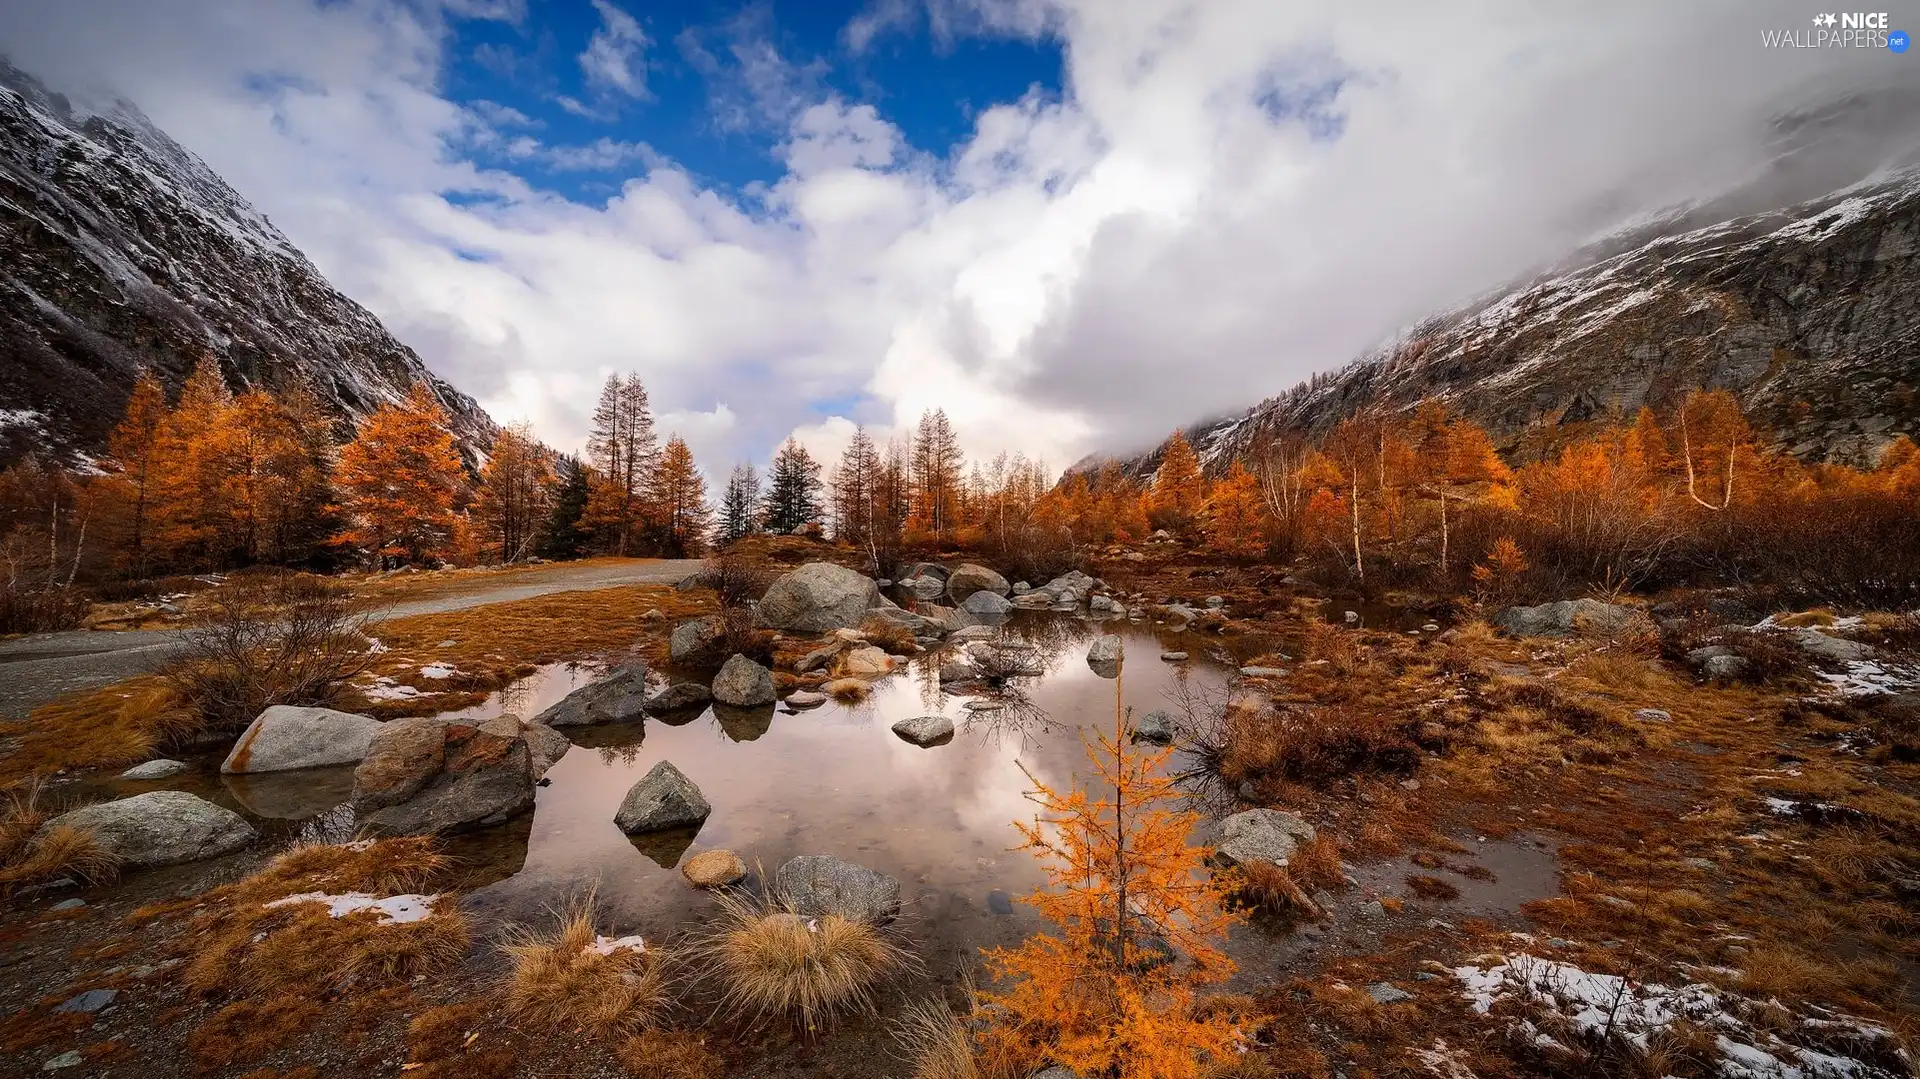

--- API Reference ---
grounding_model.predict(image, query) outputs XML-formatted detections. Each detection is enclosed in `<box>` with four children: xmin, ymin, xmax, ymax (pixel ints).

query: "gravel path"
<box><xmin>0</xmin><ymin>559</ymin><xmax>704</xmax><ymax>721</ymax></box>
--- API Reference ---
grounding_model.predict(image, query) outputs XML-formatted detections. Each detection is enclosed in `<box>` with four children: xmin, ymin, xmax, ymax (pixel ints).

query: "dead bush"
<box><xmin>165</xmin><ymin>570</ymin><xmax>374</xmax><ymax>737</ymax></box>
<box><xmin>1210</xmin><ymin>697</ymin><xmax>1420</xmax><ymax>786</ymax></box>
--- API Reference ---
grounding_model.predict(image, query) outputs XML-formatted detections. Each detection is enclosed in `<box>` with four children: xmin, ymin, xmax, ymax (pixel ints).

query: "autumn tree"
<box><xmin>762</xmin><ymin>437</ymin><xmax>823</xmax><ymax>534</ymax></box>
<box><xmin>1147</xmin><ymin>430</ymin><xmax>1205</xmax><ymax>535</ymax></box>
<box><xmin>537</xmin><ymin>456</ymin><xmax>592</xmax><ymax>560</ymax></box>
<box><xmin>583</xmin><ymin>373</ymin><xmax>658</xmax><ymax>554</ymax></box>
<box><xmin>335</xmin><ymin>383</ymin><xmax>468</xmax><ymax>567</ymax></box>
<box><xmin>909</xmin><ymin>409</ymin><xmax>964</xmax><ymax>538</ymax></box>
<box><xmin>102</xmin><ymin>370</ymin><xmax>167</xmax><ymax>576</ymax></box>
<box><xmin>1675</xmin><ymin>388</ymin><xmax>1753</xmax><ymax>512</ymax></box>
<box><xmin>476</xmin><ymin>424</ymin><xmax>554</xmax><ymax>562</ymax></box>
<box><xmin>1409</xmin><ymin>403</ymin><xmax>1513</xmax><ymax>574</ymax></box>
<box><xmin>978</xmin><ymin>668</ymin><xmax>1242</xmax><ymax>1078</ymax></box>
<box><xmin>829</xmin><ymin>426</ymin><xmax>883</xmax><ymax>548</ymax></box>
<box><xmin>719</xmin><ymin>464</ymin><xmax>762</xmax><ymax>546</ymax></box>
<box><xmin>150</xmin><ymin>355</ymin><xmax>235</xmax><ymax>566</ymax></box>
<box><xmin>645</xmin><ymin>435</ymin><xmax>710</xmax><ymax>557</ymax></box>
<box><xmin>218</xmin><ymin>389</ymin><xmax>330</xmax><ymax>565</ymax></box>
<box><xmin>1202</xmin><ymin>461</ymin><xmax>1267</xmax><ymax>559</ymax></box>
<box><xmin>0</xmin><ymin>458</ymin><xmax>97</xmax><ymax>631</ymax></box>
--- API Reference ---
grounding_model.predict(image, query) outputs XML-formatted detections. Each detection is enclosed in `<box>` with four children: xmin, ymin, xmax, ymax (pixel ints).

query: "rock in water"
<box><xmin>756</xmin><ymin>563</ymin><xmax>882</xmax><ymax>632</ymax></box>
<box><xmin>41</xmin><ymin>791</ymin><xmax>255</xmax><ymax>868</ymax></box>
<box><xmin>221</xmin><ymin>705</ymin><xmax>381</xmax><ymax>774</ymax></box>
<box><xmin>773</xmin><ymin>854</ymin><xmax>902</xmax><ymax>923</ymax></box>
<box><xmin>784</xmin><ymin>690</ymin><xmax>827</xmax><ymax>709</ymax></box>
<box><xmin>668</xmin><ymin>616</ymin><xmax>726</xmax><ymax>663</ymax></box>
<box><xmin>531</xmin><ymin>661</ymin><xmax>649</xmax><ymax>727</ymax></box>
<box><xmin>834</xmin><ymin>645</ymin><xmax>895</xmax><ymax>678</ymax></box>
<box><xmin>907</xmin><ymin>575</ymin><xmax>947</xmax><ymax>600</ymax></box>
<box><xmin>1086</xmin><ymin>634</ymin><xmax>1123</xmax><ymax>675</ymax></box>
<box><xmin>615</xmin><ymin>761</ymin><xmax>711</xmax><ymax>834</ymax></box>
<box><xmin>521</xmin><ymin>721</ymin><xmax>571</xmax><ymax>778</ymax></box>
<box><xmin>1491</xmin><ymin>599</ymin><xmax>1649</xmax><ymax>639</ymax></box>
<box><xmin>1160</xmin><ymin>651</ymin><xmax>1189</xmax><ymax>662</ymax></box>
<box><xmin>945</xmin><ymin>563</ymin><xmax>1011</xmax><ymax>603</ymax></box>
<box><xmin>682</xmin><ymin>848</ymin><xmax>747</xmax><ymax>888</ymax></box>
<box><xmin>119</xmin><ymin>759</ymin><xmax>188</xmax><ymax>780</ymax></box>
<box><xmin>1211</xmin><ymin>808</ymin><xmax>1317</xmax><ymax>869</ymax></box>
<box><xmin>712</xmin><ymin>654</ymin><xmax>776</xmax><ymax>706</ymax></box>
<box><xmin>960</xmin><ymin>591</ymin><xmax>1014</xmax><ymax>619</ymax></box>
<box><xmin>351</xmin><ymin>716</ymin><xmax>448</xmax><ymax>812</ymax></box>
<box><xmin>892</xmin><ymin>714</ymin><xmax>955</xmax><ymax>747</ymax></box>
<box><xmin>1130</xmin><ymin>710</ymin><xmax>1174</xmax><ymax>745</ymax></box>
<box><xmin>356</xmin><ymin>716</ymin><xmax>537</xmax><ymax>836</ymax></box>
<box><xmin>645</xmin><ymin>682</ymin><xmax>712</xmax><ymax>712</ymax></box>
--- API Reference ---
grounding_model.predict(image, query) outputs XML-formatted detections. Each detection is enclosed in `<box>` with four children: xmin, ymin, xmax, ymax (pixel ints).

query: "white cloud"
<box><xmin>578</xmin><ymin>0</ymin><xmax>648</xmax><ymax>100</ymax></box>
<box><xmin>3</xmin><ymin>0</ymin><xmax>1917</xmax><ymax>482</ymax></box>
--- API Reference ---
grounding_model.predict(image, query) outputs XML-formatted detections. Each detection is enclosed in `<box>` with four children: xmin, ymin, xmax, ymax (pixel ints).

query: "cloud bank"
<box><xmin>2</xmin><ymin>0</ymin><xmax>1916</xmax><ymax>478</ymax></box>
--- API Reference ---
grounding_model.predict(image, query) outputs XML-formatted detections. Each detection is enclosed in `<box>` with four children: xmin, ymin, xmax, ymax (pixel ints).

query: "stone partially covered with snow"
<box><xmin>892</xmin><ymin>714</ymin><xmax>955</xmax><ymax>747</ymax></box>
<box><xmin>221</xmin><ymin>705</ymin><xmax>380</xmax><ymax>774</ymax></box>
<box><xmin>266</xmin><ymin>891</ymin><xmax>441</xmax><ymax>925</ymax></box>
<box><xmin>773</xmin><ymin>854</ymin><xmax>902</xmax><ymax>924</ymax></box>
<box><xmin>756</xmin><ymin>563</ymin><xmax>881</xmax><ymax>633</ymax></box>
<box><xmin>712</xmin><ymin>654</ymin><xmax>776</xmax><ymax>706</ymax></box>
<box><xmin>945</xmin><ymin>563</ymin><xmax>1010</xmax><ymax>603</ymax></box>
<box><xmin>41</xmin><ymin>791</ymin><xmax>255</xmax><ymax>868</ymax></box>
<box><xmin>614</xmin><ymin>761</ymin><xmax>711</xmax><ymax>834</ymax></box>
<box><xmin>1492</xmin><ymin>599</ymin><xmax>1650</xmax><ymax>639</ymax></box>
<box><xmin>1211</xmin><ymin>808</ymin><xmax>1316</xmax><ymax>869</ymax></box>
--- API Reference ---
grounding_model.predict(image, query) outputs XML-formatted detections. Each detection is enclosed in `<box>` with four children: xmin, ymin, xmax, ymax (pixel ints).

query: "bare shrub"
<box><xmin>704</xmin><ymin>551</ymin><xmax>782</xmax><ymax>609</ymax></box>
<box><xmin>165</xmin><ymin>570</ymin><xmax>374</xmax><ymax>736</ymax></box>
<box><xmin>692</xmin><ymin>886</ymin><xmax>914</xmax><ymax>1031</ymax></box>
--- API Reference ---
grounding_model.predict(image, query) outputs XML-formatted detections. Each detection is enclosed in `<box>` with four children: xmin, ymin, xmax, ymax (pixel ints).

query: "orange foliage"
<box><xmin>1147</xmin><ymin>430</ymin><xmax>1206</xmax><ymax>535</ymax></box>
<box><xmin>334</xmin><ymin>383</ymin><xmax>468</xmax><ymax>567</ymax></box>
<box><xmin>1202</xmin><ymin>461</ymin><xmax>1268</xmax><ymax>559</ymax></box>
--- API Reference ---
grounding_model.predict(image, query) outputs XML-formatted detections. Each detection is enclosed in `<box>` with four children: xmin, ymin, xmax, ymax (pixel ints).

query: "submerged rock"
<box><xmin>1130</xmin><ymin>710</ymin><xmax>1174</xmax><ymax>745</ymax></box>
<box><xmin>221</xmin><ymin>705</ymin><xmax>380</xmax><ymax>774</ymax></box>
<box><xmin>615</xmin><ymin>761</ymin><xmax>711</xmax><ymax>834</ymax></box>
<box><xmin>119</xmin><ymin>759</ymin><xmax>188</xmax><ymax>781</ymax></box>
<box><xmin>1211</xmin><ymin>808</ymin><xmax>1317</xmax><ymax>870</ymax></box>
<box><xmin>773</xmin><ymin>854</ymin><xmax>901</xmax><ymax>923</ymax></box>
<box><xmin>892</xmin><ymin>714</ymin><xmax>955</xmax><ymax>747</ymax></box>
<box><xmin>41</xmin><ymin>791</ymin><xmax>255</xmax><ymax>868</ymax></box>
<box><xmin>1160</xmin><ymin>651</ymin><xmax>1189</xmax><ymax>662</ymax></box>
<box><xmin>784</xmin><ymin>690</ymin><xmax>827</xmax><ymax>709</ymax></box>
<box><xmin>712</xmin><ymin>654</ymin><xmax>776</xmax><ymax>707</ymax></box>
<box><xmin>757</xmin><ymin>563</ymin><xmax>882</xmax><ymax>632</ymax></box>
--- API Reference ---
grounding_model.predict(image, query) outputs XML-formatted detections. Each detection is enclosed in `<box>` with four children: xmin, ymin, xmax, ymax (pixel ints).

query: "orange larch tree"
<box><xmin>646</xmin><ymin>434</ymin><xmax>710</xmax><ymax>557</ymax></box>
<box><xmin>102</xmin><ymin>370</ymin><xmax>168</xmax><ymax>576</ymax></box>
<box><xmin>1202</xmin><ymin>460</ymin><xmax>1268</xmax><ymax>560</ymax></box>
<box><xmin>150</xmin><ymin>355</ymin><xmax>235</xmax><ymax>567</ymax></box>
<box><xmin>1147</xmin><ymin>430</ymin><xmax>1205</xmax><ymax>536</ymax></box>
<box><xmin>334</xmin><ymin>383</ymin><xmax>468</xmax><ymax>567</ymax></box>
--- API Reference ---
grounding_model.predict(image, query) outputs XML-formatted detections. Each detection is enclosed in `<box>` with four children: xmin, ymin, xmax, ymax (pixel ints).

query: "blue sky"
<box><xmin>443</xmin><ymin>1</ymin><xmax>1063</xmax><ymax>204</ymax></box>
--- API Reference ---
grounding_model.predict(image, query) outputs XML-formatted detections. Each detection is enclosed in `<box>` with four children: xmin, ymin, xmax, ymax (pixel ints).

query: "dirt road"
<box><xmin>0</xmin><ymin>559</ymin><xmax>704</xmax><ymax>721</ymax></box>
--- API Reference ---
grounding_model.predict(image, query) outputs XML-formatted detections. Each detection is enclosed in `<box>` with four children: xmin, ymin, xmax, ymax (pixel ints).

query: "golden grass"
<box><xmin>500</xmin><ymin>902</ymin><xmax>671</xmax><ymax>1039</ymax></box>
<box><xmin>1235</xmin><ymin>833</ymin><xmax>1346</xmax><ymax>918</ymax></box>
<box><xmin>893</xmin><ymin>998</ymin><xmax>979</xmax><ymax>1079</ymax></box>
<box><xmin>823</xmin><ymin>677</ymin><xmax>872</xmax><ymax>703</ymax></box>
<box><xmin>696</xmin><ymin>888</ymin><xmax>914</xmax><ymax>1031</ymax></box>
<box><xmin>3</xmin><ymin>677</ymin><xmax>198</xmax><ymax>778</ymax></box>
<box><xmin>615</xmin><ymin>1029</ymin><xmax>726</xmax><ymax>1079</ymax></box>
<box><xmin>187</xmin><ymin>995</ymin><xmax>324</xmax><ymax>1074</ymax></box>
<box><xmin>0</xmin><ymin>783</ymin><xmax>117</xmax><ymax>894</ymax></box>
<box><xmin>404</xmin><ymin>1000</ymin><xmax>520</xmax><ymax>1079</ymax></box>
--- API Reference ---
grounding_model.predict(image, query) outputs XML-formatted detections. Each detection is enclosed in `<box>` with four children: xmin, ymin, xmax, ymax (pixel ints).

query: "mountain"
<box><xmin>1106</xmin><ymin>153</ymin><xmax>1920</xmax><ymax>480</ymax></box>
<box><xmin>0</xmin><ymin>61</ymin><xmax>496</xmax><ymax>467</ymax></box>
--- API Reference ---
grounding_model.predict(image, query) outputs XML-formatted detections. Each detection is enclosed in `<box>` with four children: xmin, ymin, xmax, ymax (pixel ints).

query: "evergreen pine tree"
<box><xmin>719</xmin><ymin>464</ymin><xmax>762</xmax><ymax>546</ymax></box>
<box><xmin>538</xmin><ymin>456</ymin><xmax>592</xmax><ymax>560</ymax></box>
<box><xmin>763</xmin><ymin>438</ymin><xmax>823</xmax><ymax>534</ymax></box>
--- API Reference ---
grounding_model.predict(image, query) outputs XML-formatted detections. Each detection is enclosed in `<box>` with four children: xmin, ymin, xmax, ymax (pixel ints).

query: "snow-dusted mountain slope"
<box><xmin>1108</xmin><ymin>164</ymin><xmax>1920</xmax><ymax>479</ymax></box>
<box><xmin>0</xmin><ymin>61</ymin><xmax>495</xmax><ymax>467</ymax></box>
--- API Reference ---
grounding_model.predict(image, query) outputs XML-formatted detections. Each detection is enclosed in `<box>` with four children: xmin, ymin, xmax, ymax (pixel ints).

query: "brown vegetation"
<box><xmin>695</xmin><ymin>888</ymin><xmax>913</xmax><ymax>1031</ymax></box>
<box><xmin>0</xmin><ymin>783</ymin><xmax>117</xmax><ymax>895</ymax></box>
<box><xmin>500</xmin><ymin>902</ymin><xmax>671</xmax><ymax>1039</ymax></box>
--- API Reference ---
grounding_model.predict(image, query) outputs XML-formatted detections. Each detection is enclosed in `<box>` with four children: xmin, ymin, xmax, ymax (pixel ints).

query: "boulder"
<box><xmin>669</xmin><ymin>616</ymin><xmax>727</xmax><ymax>663</ymax></box>
<box><xmin>757</xmin><ymin>563</ymin><xmax>882</xmax><ymax>633</ymax></box>
<box><xmin>645</xmin><ymin>682</ymin><xmax>712</xmax><ymax>713</ymax></box>
<box><xmin>531</xmin><ymin>661</ymin><xmax>649</xmax><ymax>727</ymax></box>
<box><xmin>773</xmin><ymin>854</ymin><xmax>902</xmax><ymax>923</ymax></box>
<box><xmin>356</xmin><ymin>715</ymin><xmax>537</xmax><ymax>836</ymax></box>
<box><xmin>41</xmin><ymin>791</ymin><xmax>255</xmax><ymax>868</ymax></box>
<box><xmin>1130</xmin><ymin>710</ymin><xmax>1174</xmax><ymax>745</ymax></box>
<box><xmin>221</xmin><ymin>705</ymin><xmax>380</xmax><ymax>774</ymax></box>
<box><xmin>1211</xmin><ymin>808</ymin><xmax>1317</xmax><ymax>870</ymax></box>
<box><xmin>1086</xmin><ymin>634</ymin><xmax>1123</xmax><ymax>675</ymax></box>
<box><xmin>908</xmin><ymin>575</ymin><xmax>947</xmax><ymax>601</ymax></box>
<box><xmin>682</xmin><ymin>849</ymin><xmax>746</xmax><ymax>888</ymax></box>
<box><xmin>862</xmin><ymin>607</ymin><xmax>945</xmax><ymax>637</ymax></box>
<box><xmin>938</xmin><ymin>656</ymin><xmax>976</xmax><ymax>682</ymax></box>
<box><xmin>892</xmin><ymin>714</ymin><xmax>956</xmax><ymax>746</ymax></box>
<box><xmin>833</xmin><ymin>645</ymin><xmax>896</xmax><ymax>679</ymax></box>
<box><xmin>1701</xmin><ymin>654</ymin><xmax>1752</xmax><ymax>681</ymax></box>
<box><xmin>1163</xmin><ymin>603</ymin><xmax>1198</xmax><ymax>625</ymax></box>
<box><xmin>1492</xmin><ymin>599</ymin><xmax>1649</xmax><ymax>639</ymax></box>
<box><xmin>119</xmin><ymin>759</ymin><xmax>189</xmax><ymax>781</ymax></box>
<box><xmin>522</xmin><ymin>722</ymin><xmax>571</xmax><ymax>778</ymax></box>
<box><xmin>946</xmin><ymin>563</ymin><xmax>1011</xmax><ymax>603</ymax></box>
<box><xmin>1788</xmin><ymin>627</ymin><xmax>1874</xmax><ymax>664</ymax></box>
<box><xmin>712</xmin><ymin>655</ymin><xmax>776</xmax><ymax>707</ymax></box>
<box><xmin>614</xmin><ymin>761</ymin><xmax>711</xmax><ymax>834</ymax></box>
<box><xmin>1012</xmin><ymin>581</ymin><xmax>1031</xmax><ymax>595</ymax></box>
<box><xmin>960</xmin><ymin>591</ymin><xmax>1015</xmax><ymax>619</ymax></box>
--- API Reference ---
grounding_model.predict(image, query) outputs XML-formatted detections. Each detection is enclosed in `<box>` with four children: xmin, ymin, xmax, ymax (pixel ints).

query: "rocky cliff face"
<box><xmin>1115</xmin><ymin>166</ymin><xmax>1920</xmax><ymax>478</ymax></box>
<box><xmin>0</xmin><ymin>62</ymin><xmax>495</xmax><ymax>467</ymax></box>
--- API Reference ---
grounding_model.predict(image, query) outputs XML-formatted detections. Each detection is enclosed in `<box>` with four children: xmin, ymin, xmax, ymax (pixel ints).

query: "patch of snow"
<box><xmin>585</xmin><ymin>934</ymin><xmax>646</xmax><ymax>956</ymax></box>
<box><xmin>363</xmin><ymin>678</ymin><xmax>422</xmax><ymax>701</ymax></box>
<box><xmin>418</xmin><ymin>664</ymin><xmax>458</xmax><ymax>680</ymax></box>
<box><xmin>266</xmin><ymin>892</ymin><xmax>440</xmax><ymax>925</ymax></box>
<box><xmin>1817</xmin><ymin>661</ymin><xmax>1920</xmax><ymax>698</ymax></box>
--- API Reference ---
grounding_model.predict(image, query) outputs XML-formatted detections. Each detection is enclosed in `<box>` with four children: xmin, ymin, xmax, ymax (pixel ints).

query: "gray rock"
<box><xmin>1088</xmin><ymin>594</ymin><xmax>1116</xmax><ymax>613</ymax></box>
<box><xmin>1130</xmin><ymin>710</ymin><xmax>1173</xmax><ymax>745</ymax></box>
<box><xmin>645</xmin><ymin>682</ymin><xmax>712</xmax><ymax>712</ymax></box>
<box><xmin>531</xmin><ymin>661</ymin><xmax>650</xmax><ymax>727</ymax></box>
<box><xmin>937</xmin><ymin>656</ymin><xmax>976</xmax><ymax>681</ymax></box>
<box><xmin>42</xmin><ymin>791</ymin><xmax>255</xmax><ymax>868</ymax></box>
<box><xmin>1366</xmin><ymin>982</ymin><xmax>1413</xmax><ymax>1004</ymax></box>
<box><xmin>773</xmin><ymin>854</ymin><xmax>902</xmax><ymax>923</ymax></box>
<box><xmin>1211</xmin><ymin>808</ymin><xmax>1317</xmax><ymax>869</ymax></box>
<box><xmin>54</xmin><ymin>989</ymin><xmax>117</xmax><ymax>1014</ymax></box>
<box><xmin>1633</xmin><ymin>708</ymin><xmax>1673</xmax><ymax>723</ymax></box>
<box><xmin>946</xmin><ymin>563</ymin><xmax>1011</xmax><ymax>603</ymax></box>
<box><xmin>1031</xmin><ymin>1069</ymin><xmax>1082</xmax><ymax>1079</ymax></box>
<box><xmin>522</xmin><ymin>722</ymin><xmax>571</xmax><ymax>779</ymax></box>
<box><xmin>1788</xmin><ymin>627</ymin><xmax>1874</xmax><ymax>664</ymax></box>
<box><xmin>1239</xmin><ymin>666</ymin><xmax>1287</xmax><ymax>678</ymax></box>
<box><xmin>1205</xmin><ymin>595</ymin><xmax>1225</xmax><ymax>609</ymax></box>
<box><xmin>1164</xmin><ymin>603</ymin><xmax>1198</xmax><ymax>625</ymax></box>
<box><xmin>1011</xmin><ymin>591</ymin><xmax>1057</xmax><ymax>609</ymax></box>
<box><xmin>960</xmin><ymin>591</ymin><xmax>1015</xmax><ymax>618</ymax></box>
<box><xmin>907</xmin><ymin>575</ymin><xmax>947</xmax><ymax>600</ymax></box>
<box><xmin>1086</xmin><ymin>634</ymin><xmax>1123</xmax><ymax>672</ymax></box>
<box><xmin>42</xmin><ymin>1052</ymin><xmax>82</xmax><ymax>1072</ymax></box>
<box><xmin>892</xmin><ymin>714</ymin><xmax>956</xmax><ymax>746</ymax></box>
<box><xmin>712</xmin><ymin>654</ymin><xmax>776</xmax><ymax>707</ymax></box>
<box><xmin>669</xmin><ymin>615</ymin><xmax>727</xmax><ymax>663</ymax></box>
<box><xmin>1701</xmin><ymin>654</ymin><xmax>1753</xmax><ymax>681</ymax></box>
<box><xmin>614</xmin><ymin>761</ymin><xmax>711</xmax><ymax>834</ymax></box>
<box><xmin>1343</xmin><ymin>610</ymin><xmax>1361</xmax><ymax>624</ymax></box>
<box><xmin>757</xmin><ymin>563</ymin><xmax>883</xmax><ymax>632</ymax></box>
<box><xmin>48</xmin><ymin>898</ymin><xmax>85</xmax><ymax>911</ymax></box>
<box><xmin>1160</xmin><ymin>650</ymin><xmax>1189</xmax><ymax>662</ymax></box>
<box><xmin>949</xmin><ymin>624</ymin><xmax>996</xmax><ymax>641</ymax></box>
<box><xmin>357</xmin><ymin>717</ymin><xmax>536</xmax><ymax>836</ymax></box>
<box><xmin>119</xmin><ymin>759</ymin><xmax>189</xmax><ymax>780</ymax></box>
<box><xmin>1492</xmin><ymin>599</ymin><xmax>1650</xmax><ymax>639</ymax></box>
<box><xmin>1686</xmin><ymin>644</ymin><xmax>1736</xmax><ymax>665</ymax></box>
<box><xmin>1012</xmin><ymin>581</ymin><xmax>1031</xmax><ymax>594</ymax></box>
<box><xmin>784</xmin><ymin>690</ymin><xmax>827</xmax><ymax>709</ymax></box>
<box><xmin>221</xmin><ymin>705</ymin><xmax>380</xmax><ymax>774</ymax></box>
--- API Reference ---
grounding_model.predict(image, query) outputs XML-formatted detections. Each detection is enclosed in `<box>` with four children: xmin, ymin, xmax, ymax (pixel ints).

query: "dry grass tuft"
<box><xmin>616</xmin><ymin>1029</ymin><xmax>726</xmax><ymax>1079</ymax></box>
<box><xmin>1406</xmin><ymin>874</ymin><xmax>1462</xmax><ymax>901</ymax></box>
<box><xmin>4</xmin><ymin>677</ymin><xmax>199</xmax><ymax>777</ymax></box>
<box><xmin>0</xmin><ymin>783</ymin><xmax>118</xmax><ymax>894</ymax></box>
<box><xmin>695</xmin><ymin>888</ymin><xmax>915</xmax><ymax>1031</ymax></box>
<box><xmin>404</xmin><ymin>999</ymin><xmax>519</xmax><ymax>1079</ymax></box>
<box><xmin>500</xmin><ymin>902</ymin><xmax>671</xmax><ymax>1039</ymax></box>
<box><xmin>1235</xmin><ymin>834</ymin><xmax>1347</xmax><ymax>918</ymax></box>
<box><xmin>893</xmin><ymin>997</ymin><xmax>980</xmax><ymax>1079</ymax></box>
<box><xmin>824</xmin><ymin>677</ymin><xmax>872</xmax><ymax>703</ymax></box>
<box><xmin>187</xmin><ymin>995</ymin><xmax>324</xmax><ymax>1074</ymax></box>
